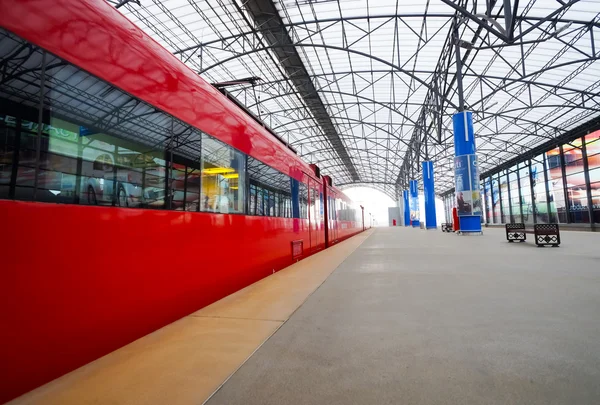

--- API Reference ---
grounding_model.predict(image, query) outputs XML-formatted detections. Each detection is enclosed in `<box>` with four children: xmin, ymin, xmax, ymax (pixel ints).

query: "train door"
<box><xmin>334</xmin><ymin>192</ymin><xmax>339</xmax><ymax>242</ymax></box>
<box><xmin>323</xmin><ymin>185</ymin><xmax>330</xmax><ymax>248</ymax></box>
<box><xmin>307</xmin><ymin>177</ymin><xmax>314</xmax><ymax>251</ymax></box>
<box><xmin>319</xmin><ymin>186</ymin><xmax>324</xmax><ymax>246</ymax></box>
<box><xmin>308</xmin><ymin>179</ymin><xmax>319</xmax><ymax>252</ymax></box>
<box><xmin>328</xmin><ymin>188</ymin><xmax>338</xmax><ymax>244</ymax></box>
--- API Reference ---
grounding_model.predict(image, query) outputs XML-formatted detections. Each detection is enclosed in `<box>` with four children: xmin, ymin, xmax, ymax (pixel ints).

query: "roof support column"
<box><xmin>453</xmin><ymin>24</ymin><xmax>466</xmax><ymax>112</ymax></box>
<box><xmin>452</xmin><ymin>20</ymin><xmax>482</xmax><ymax>234</ymax></box>
<box><xmin>422</xmin><ymin>160</ymin><xmax>437</xmax><ymax>229</ymax></box>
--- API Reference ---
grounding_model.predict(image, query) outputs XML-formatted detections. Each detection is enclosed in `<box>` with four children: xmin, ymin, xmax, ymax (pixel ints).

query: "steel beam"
<box><xmin>240</xmin><ymin>0</ymin><xmax>359</xmax><ymax>181</ymax></box>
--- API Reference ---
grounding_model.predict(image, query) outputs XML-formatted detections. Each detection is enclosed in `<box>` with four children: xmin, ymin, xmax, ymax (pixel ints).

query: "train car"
<box><xmin>0</xmin><ymin>0</ymin><xmax>366</xmax><ymax>402</ymax></box>
<box><xmin>322</xmin><ymin>174</ymin><xmax>366</xmax><ymax>244</ymax></box>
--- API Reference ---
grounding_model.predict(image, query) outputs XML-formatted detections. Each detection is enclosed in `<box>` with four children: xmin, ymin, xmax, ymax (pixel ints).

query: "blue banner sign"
<box><xmin>79</xmin><ymin>126</ymin><xmax>97</xmax><ymax>137</ymax></box>
<box><xmin>409</xmin><ymin>179</ymin><xmax>420</xmax><ymax>227</ymax></box>
<box><xmin>454</xmin><ymin>154</ymin><xmax>482</xmax><ymax>217</ymax></box>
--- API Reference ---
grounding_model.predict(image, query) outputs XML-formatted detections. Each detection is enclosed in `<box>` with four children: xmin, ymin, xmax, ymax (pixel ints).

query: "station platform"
<box><xmin>9</xmin><ymin>227</ymin><xmax>600</xmax><ymax>405</ymax></box>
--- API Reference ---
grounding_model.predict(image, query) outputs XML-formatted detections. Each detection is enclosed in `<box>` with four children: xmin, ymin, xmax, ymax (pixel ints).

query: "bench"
<box><xmin>505</xmin><ymin>223</ymin><xmax>526</xmax><ymax>242</ymax></box>
<box><xmin>533</xmin><ymin>224</ymin><xmax>561</xmax><ymax>247</ymax></box>
<box><xmin>504</xmin><ymin>223</ymin><xmax>561</xmax><ymax>247</ymax></box>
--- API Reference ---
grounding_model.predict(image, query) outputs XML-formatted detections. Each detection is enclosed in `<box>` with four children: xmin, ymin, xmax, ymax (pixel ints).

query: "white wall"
<box><xmin>342</xmin><ymin>186</ymin><xmax>395</xmax><ymax>227</ymax></box>
<box><xmin>417</xmin><ymin>194</ymin><xmax>445</xmax><ymax>228</ymax></box>
<box><xmin>342</xmin><ymin>187</ymin><xmax>444</xmax><ymax>228</ymax></box>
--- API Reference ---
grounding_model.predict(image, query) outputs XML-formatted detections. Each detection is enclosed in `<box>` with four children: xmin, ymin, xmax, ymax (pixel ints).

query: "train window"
<box><xmin>1</xmin><ymin>27</ymin><xmax>293</xmax><ymax>220</ymax></box>
<box><xmin>320</xmin><ymin>191</ymin><xmax>324</xmax><ymax>217</ymax></box>
<box><xmin>333</xmin><ymin>197</ymin><xmax>337</xmax><ymax>220</ymax></box>
<box><xmin>201</xmin><ymin>134</ymin><xmax>246</xmax><ymax>214</ymax></box>
<box><xmin>299</xmin><ymin>181</ymin><xmax>308</xmax><ymax>219</ymax></box>
<box><xmin>257</xmin><ymin>188</ymin><xmax>264</xmax><ymax>215</ymax></box>
<box><xmin>332</xmin><ymin>197</ymin><xmax>336</xmax><ymax>220</ymax></box>
<box><xmin>0</xmin><ymin>30</ymin><xmax>44</xmax><ymax>202</ymax></box>
<box><xmin>168</xmin><ymin>121</ymin><xmax>202</xmax><ymax>212</ymax></box>
<box><xmin>266</xmin><ymin>189</ymin><xmax>274</xmax><ymax>216</ymax></box>
<box><xmin>263</xmin><ymin>188</ymin><xmax>269</xmax><ymax>215</ymax></box>
<box><xmin>171</xmin><ymin>163</ymin><xmax>201</xmax><ymax>211</ymax></box>
<box><xmin>339</xmin><ymin>199</ymin><xmax>353</xmax><ymax>221</ymax></box>
<box><xmin>249</xmin><ymin>183</ymin><xmax>257</xmax><ymax>214</ymax></box>
<box><xmin>14</xmin><ymin>111</ymin><xmax>169</xmax><ymax>208</ymax></box>
<box><xmin>247</xmin><ymin>156</ymin><xmax>292</xmax><ymax>217</ymax></box>
<box><xmin>285</xmin><ymin>196</ymin><xmax>292</xmax><ymax>218</ymax></box>
<box><xmin>170</xmin><ymin>162</ymin><xmax>199</xmax><ymax>212</ymax></box>
<box><xmin>0</xmin><ymin>29</ymin><xmax>183</xmax><ymax>208</ymax></box>
<box><xmin>274</xmin><ymin>193</ymin><xmax>280</xmax><ymax>217</ymax></box>
<box><xmin>0</xmin><ymin>115</ymin><xmax>16</xmax><ymax>199</ymax></box>
<box><xmin>312</xmin><ymin>187</ymin><xmax>319</xmax><ymax>222</ymax></box>
<box><xmin>308</xmin><ymin>186</ymin><xmax>314</xmax><ymax>220</ymax></box>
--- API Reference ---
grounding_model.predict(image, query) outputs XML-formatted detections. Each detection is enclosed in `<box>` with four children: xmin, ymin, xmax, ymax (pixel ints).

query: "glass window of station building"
<box><xmin>443</xmin><ymin>130</ymin><xmax>600</xmax><ymax>227</ymax></box>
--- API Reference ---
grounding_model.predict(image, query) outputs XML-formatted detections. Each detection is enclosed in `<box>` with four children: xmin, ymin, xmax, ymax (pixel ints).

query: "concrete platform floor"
<box><xmin>207</xmin><ymin>227</ymin><xmax>600</xmax><ymax>405</ymax></box>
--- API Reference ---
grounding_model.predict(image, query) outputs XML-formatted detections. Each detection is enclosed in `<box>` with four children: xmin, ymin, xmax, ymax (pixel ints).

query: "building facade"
<box><xmin>443</xmin><ymin>129</ymin><xmax>600</xmax><ymax>228</ymax></box>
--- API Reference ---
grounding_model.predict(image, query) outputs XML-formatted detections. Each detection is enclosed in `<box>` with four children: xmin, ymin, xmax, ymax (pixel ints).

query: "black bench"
<box><xmin>534</xmin><ymin>224</ymin><xmax>560</xmax><ymax>247</ymax></box>
<box><xmin>505</xmin><ymin>223</ymin><xmax>526</xmax><ymax>242</ymax></box>
<box><xmin>441</xmin><ymin>223</ymin><xmax>453</xmax><ymax>232</ymax></box>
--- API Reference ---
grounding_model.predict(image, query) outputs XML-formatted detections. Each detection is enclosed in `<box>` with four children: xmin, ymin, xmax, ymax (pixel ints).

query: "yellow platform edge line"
<box><xmin>191</xmin><ymin>229</ymin><xmax>374</xmax><ymax>323</ymax></box>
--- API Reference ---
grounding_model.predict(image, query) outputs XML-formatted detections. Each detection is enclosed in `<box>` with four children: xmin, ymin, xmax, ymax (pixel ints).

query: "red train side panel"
<box><xmin>0</xmin><ymin>201</ymin><xmax>314</xmax><ymax>401</ymax></box>
<box><xmin>0</xmin><ymin>194</ymin><xmax>362</xmax><ymax>403</ymax></box>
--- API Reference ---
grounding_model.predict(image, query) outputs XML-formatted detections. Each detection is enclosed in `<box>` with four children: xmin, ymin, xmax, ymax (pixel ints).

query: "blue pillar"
<box><xmin>402</xmin><ymin>190</ymin><xmax>410</xmax><ymax>227</ymax></box>
<box><xmin>409</xmin><ymin>179</ymin><xmax>420</xmax><ymax>228</ymax></box>
<box><xmin>422</xmin><ymin>161</ymin><xmax>437</xmax><ymax>229</ymax></box>
<box><xmin>291</xmin><ymin>178</ymin><xmax>300</xmax><ymax>232</ymax></box>
<box><xmin>452</xmin><ymin>111</ymin><xmax>482</xmax><ymax>233</ymax></box>
<box><xmin>291</xmin><ymin>178</ymin><xmax>300</xmax><ymax>218</ymax></box>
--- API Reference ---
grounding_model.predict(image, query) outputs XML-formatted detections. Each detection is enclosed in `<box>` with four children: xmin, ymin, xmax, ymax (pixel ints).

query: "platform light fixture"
<box><xmin>554</xmin><ymin>21</ymin><xmax>574</xmax><ymax>36</ymax></box>
<box><xmin>211</xmin><ymin>76</ymin><xmax>263</xmax><ymax>89</ymax></box>
<box><xmin>203</xmin><ymin>167</ymin><xmax>235</xmax><ymax>175</ymax></box>
<box><xmin>458</xmin><ymin>40</ymin><xmax>474</xmax><ymax>50</ymax></box>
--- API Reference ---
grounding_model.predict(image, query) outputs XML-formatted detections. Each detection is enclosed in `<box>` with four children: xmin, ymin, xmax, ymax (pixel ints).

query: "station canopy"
<box><xmin>113</xmin><ymin>0</ymin><xmax>600</xmax><ymax>199</ymax></box>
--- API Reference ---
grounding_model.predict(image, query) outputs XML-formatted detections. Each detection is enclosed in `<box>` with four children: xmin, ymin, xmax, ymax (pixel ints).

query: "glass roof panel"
<box><xmin>113</xmin><ymin>0</ymin><xmax>600</xmax><ymax>197</ymax></box>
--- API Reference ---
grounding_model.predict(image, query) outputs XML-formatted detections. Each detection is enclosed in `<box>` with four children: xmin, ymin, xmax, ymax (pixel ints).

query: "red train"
<box><xmin>0</xmin><ymin>0</ymin><xmax>368</xmax><ymax>401</ymax></box>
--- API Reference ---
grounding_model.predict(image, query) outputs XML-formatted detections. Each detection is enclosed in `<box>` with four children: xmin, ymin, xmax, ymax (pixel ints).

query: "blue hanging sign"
<box><xmin>454</xmin><ymin>155</ymin><xmax>470</xmax><ymax>193</ymax></box>
<box><xmin>409</xmin><ymin>180</ymin><xmax>420</xmax><ymax>227</ymax></box>
<box><xmin>79</xmin><ymin>126</ymin><xmax>97</xmax><ymax>137</ymax></box>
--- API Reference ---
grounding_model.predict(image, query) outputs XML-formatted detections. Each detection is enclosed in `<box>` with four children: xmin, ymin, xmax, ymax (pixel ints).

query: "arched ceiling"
<box><xmin>112</xmin><ymin>0</ymin><xmax>600</xmax><ymax>198</ymax></box>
